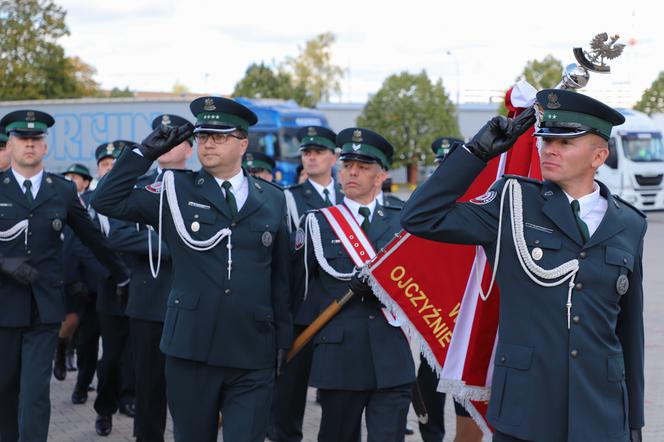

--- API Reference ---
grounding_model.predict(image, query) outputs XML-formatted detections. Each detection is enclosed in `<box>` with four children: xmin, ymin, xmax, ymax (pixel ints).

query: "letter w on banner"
<box><xmin>364</xmin><ymin>82</ymin><xmax>540</xmax><ymax>437</ymax></box>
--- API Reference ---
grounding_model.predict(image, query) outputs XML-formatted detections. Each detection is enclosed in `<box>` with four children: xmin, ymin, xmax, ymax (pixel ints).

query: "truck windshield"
<box><xmin>622</xmin><ymin>133</ymin><xmax>664</xmax><ymax>162</ymax></box>
<box><xmin>280</xmin><ymin>127</ymin><xmax>302</xmax><ymax>159</ymax></box>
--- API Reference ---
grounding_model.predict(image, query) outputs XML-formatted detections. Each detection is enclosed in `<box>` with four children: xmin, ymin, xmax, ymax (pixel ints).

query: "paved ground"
<box><xmin>47</xmin><ymin>211</ymin><xmax>664</xmax><ymax>441</ymax></box>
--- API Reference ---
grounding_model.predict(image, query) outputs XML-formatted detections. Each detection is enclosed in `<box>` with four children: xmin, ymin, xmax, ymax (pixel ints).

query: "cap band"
<box><xmin>196</xmin><ymin>112</ymin><xmax>249</xmax><ymax>131</ymax></box>
<box><xmin>299</xmin><ymin>135</ymin><xmax>336</xmax><ymax>151</ymax></box>
<box><xmin>6</xmin><ymin>121</ymin><xmax>48</xmax><ymax>133</ymax></box>
<box><xmin>340</xmin><ymin>143</ymin><xmax>389</xmax><ymax>168</ymax></box>
<box><xmin>542</xmin><ymin>110</ymin><xmax>612</xmax><ymax>139</ymax></box>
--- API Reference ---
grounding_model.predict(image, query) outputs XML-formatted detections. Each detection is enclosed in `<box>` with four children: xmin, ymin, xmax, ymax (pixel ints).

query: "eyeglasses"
<box><xmin>194</xmin><ymin>132</ymin><xmax>245</xmax><ymax>145</ymax></box>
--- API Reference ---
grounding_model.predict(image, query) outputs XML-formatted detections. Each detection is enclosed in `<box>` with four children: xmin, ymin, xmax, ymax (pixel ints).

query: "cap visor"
<box><xmin>339</xmin><ymin>153</ymin><xmax>380</xmax><ymax>164</ymax></box>
<box><xmin>299</xmin><ymin>143</ymin><xmax>332</xmax><ymax>151</ymax></box>
<box><xmin>534</xmin><ymin>127</ymin><xmax>589</xmax><ymax>139</ymax></box>
<box><xmin>193</xmin><ymin>125</ymin><xmax>238</xmax><ymax>134</ymax></box>
<box><xmin>9</xmin><ymin>129</ymin><xmax>46</xmax><ymax>138</ymax></box>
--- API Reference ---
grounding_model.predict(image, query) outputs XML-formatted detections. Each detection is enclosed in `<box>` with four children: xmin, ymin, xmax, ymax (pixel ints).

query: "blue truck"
<box><xmin>0</xmin><ymin>96</ymin><xmax>331</xmax><ymax>186</ymax></box>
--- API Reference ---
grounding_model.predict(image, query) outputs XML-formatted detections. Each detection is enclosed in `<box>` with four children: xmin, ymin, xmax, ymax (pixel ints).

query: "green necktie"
<box><xmin>221</xmin><ymin>181</ymin><xmax>238</xmax><ymax>218</ymax></box>
<box><xmin>23</xmin><ymin>180</ymin><xmax>33</xmax><ymax>205</ymax></box>
<box><xmin>570</xmin><ymin>200</ymin><xmax>590</xmax><ymax>242</ymax></box>
<box><xmin>323</xmin><ymin>188</ymin><xmax>332</xmax><ymax>207</ymax></box>
<box><xmin>359</xmin><ymin>206</ymin><xmax>371</xmax><ymax>232</ymax></box>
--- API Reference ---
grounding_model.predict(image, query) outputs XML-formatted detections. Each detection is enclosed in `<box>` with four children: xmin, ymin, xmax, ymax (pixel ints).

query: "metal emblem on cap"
<box><xmin>352</xmin><ymin>130</ymin><xmax>363</xmax><ymax>143</ymax></box>
<box><xmin>441</xmin><ymin>139</ymin><xmax>451</xmax><ymax>148</ymax></box>
<box><xmin>26</xmin><ymin>111</ymin><xmax>35</xmax><ymax>122</ymax></box>
<box><xmin>546</xmin><ymin>92</ymin><xmax>561</xmax><ymax>109</ymax></box>
<box><xmin>191</xmin><ymin>221</ymin><xmax>200</xmax><ymax>232</ymax></box>
<box><xmin>531</xmin><ymin>247</ymin><xmax>543</xmax><ymax>261</ymax></box>
<box><xmin>161</xmin><ymin>115</ymin><xmax>171</xmax><ymax>126</ymax></box>
<box><xmin>203</xmin><ymin>98</ymin><xmax>216</xmax><ymax>111</ymax></box>
<box><xmin>52</xmin><ymin>218</ymin><xmax>63</xmax><ymax>232</ymax></box>
<box><xmin>616</xmin><ymin>274</ymin><xmax>629</xmax><ymax>295</ymax></box>
<box><xmin>262</xmin><ymin>231</ymin><xmax>273</xmax><ymax>247</ymax></box>
<box><xmin>106</xmin><ymin>143</ymin><xmax>114</xmax><ymax>154</ymax></box>
<box><xmin>307</xmin><ymin>127</ymin><xmax>317</xmax><ymax>136</ymax></box>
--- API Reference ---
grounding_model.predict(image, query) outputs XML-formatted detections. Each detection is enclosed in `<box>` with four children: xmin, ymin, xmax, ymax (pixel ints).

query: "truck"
<box><xmin>0</xmin><ymin>96</ymin><xmax>330</xmax><ymax>186</ymax></box>
<box><xmin>596</xmin><ymin>108</ymin><xmax>664</xmax><ymax>211</ymax></box>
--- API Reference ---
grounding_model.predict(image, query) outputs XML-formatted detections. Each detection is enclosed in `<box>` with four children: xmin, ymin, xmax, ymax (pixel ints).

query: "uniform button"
<box><xmin>369</xmin><ymin>315</ymin><xmax>375</xmax><ymax>320</ymax></box>
<box><xmin>231</xmin><ymin>222</ymin><xmax>236</xmax><ymax>227</ymax></box>
<box><xmin>570</xmin><ymin>350</ymin><xmax>579</xmax><ymax>358</ymax></box>
<box><xmin>224</xmin><ymin>288</ymin><xmax>231</xmax><ymax>294</ymax></box>
<box><xmin>575</xmin><ymin>282</ymin><xmax>583</xmax><ymax>290</ymax></box>
<box><xmin>579</xmin><ymin>251</ymin><xmax>587</xmax><ymax>259</ymax></box>
<box><xmin>29</xmin><ymin>213</ymin><xmax>34</xmax><ymax>218</ymax></box>
<box><xmin>174</xmin><ymin>299</ymin><xmax>180</xmax><ymax>304</ymax></box>
<box><xmin>623</xmin><ymin>257</ymin><xmax>628</xmax><ymax>264</ymax></box>
<box><xmin>534</xmin><ymin>239</ymin><xmax>540</xmax><ymax>245</ymax></box>
<box><xmin>194</xmin><ymin>214</ymin><xmax>199</xmax><ymax>219</ymax></box>
<box><xmin>500</xmin><ymin>356</ymin><xmax>506</xmax><ymax>363</ymax></box>
<box><xmin>28</xmin><ymin>231</ymin><xmax>32</xmax><ymax>236</ymax></box>
<box><xmin>322</xmin><ymin>336</ymin><xmax>327</xmax><ymax>341</ymax></box>
<box><xmin>572</xmin><ymin>315</ymin><xmax>580</xmax><ymax>324</ymax></box>
<box><xmin>26</xmin><ymin>250</ymin><xmax>31</xmax><ymax>255</ymax></box>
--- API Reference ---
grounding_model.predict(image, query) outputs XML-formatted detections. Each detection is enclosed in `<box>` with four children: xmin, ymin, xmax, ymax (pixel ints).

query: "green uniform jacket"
<box><xmin>91</xmin><ymin>150</ymin><xmax>292</xmax><ymax>370</ymax></box>
<box><xmin>400</xmin><ymin>146</ymin><xmax>646</xmax><ymax>442</ymax></box>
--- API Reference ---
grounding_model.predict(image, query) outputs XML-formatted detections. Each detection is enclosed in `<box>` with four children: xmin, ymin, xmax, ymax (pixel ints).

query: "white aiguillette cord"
<box><xmin>476</xmin><ymin>178</ymin><xmax>579</xmax><ymax>329</ymax></box>
<box><xmin>0</xmin><ymin>219</ymin><xmax>29</xmax><ymax>246</ymax></box>
<box><xmin>148</xmin><ymin>171</ymin><xmax>232</xmax><ymax>279</ymax></box>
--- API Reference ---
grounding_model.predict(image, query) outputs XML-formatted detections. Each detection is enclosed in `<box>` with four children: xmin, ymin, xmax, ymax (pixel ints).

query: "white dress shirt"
<box><xmin>343</xmin><ymin>196</ymin><xmax>377</xmax><ymax>226</ymax></box>
<box><xmin>214</xmin><ymin>170</ymin><xmax>248</xmax><ymax>212</ymax></box>
<box><xmin>12</xmin><ymin>168</ymin><xmax>44</xmax><ymax>200</ymax></box>
<box><xmin>563</xmin><ymin>182</ymin><xmax>607</xmax><ymax>237</ymax></box>
<box><xmin>308</xmin><ymin>178</ymin><xmax>337</xmax><ymax>205</ymax></box>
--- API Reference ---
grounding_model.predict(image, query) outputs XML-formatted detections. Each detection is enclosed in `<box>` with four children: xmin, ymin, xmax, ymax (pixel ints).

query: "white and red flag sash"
<box><xmin>362</xmin><ymin>81</ymin><xmax>541</xmax><ymax>436</ymax></box>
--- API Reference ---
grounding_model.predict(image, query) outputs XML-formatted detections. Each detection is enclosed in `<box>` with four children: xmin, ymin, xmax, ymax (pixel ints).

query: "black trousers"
<box><xmin>0</xmin><ymin>323</ymin><xmax>59</xmax><ymax>442</ymax></box>
<box><xmin>166</xmin><ymin>356</ymin><xmax>274</xmax><ymax>442</ymax></box>
<box><xmin>417</xmin><ymin>356</ymin><xmax>446</xmax><ymax>442</ymax></box>
<box><xmin>74</xmin><ymin>297</ymin><xmax>99</xmax><ymax>391</ymax></box>
<box><xmin>130</xmin><ymin>318</ymin><xmax>167</xmax><ymax>442</ymax></box>
<box><xmin>318</xmin><ymin>384</ymin><xmax>412</xmax><ymax>442</ymax></box>
<box><xmin>94</xmin><ymin>313</ymin><xmax>130</xmax><ymax>416</ymax></box>
<box><xmin>271</xmin><ymin>324</ymin><xmax>313</xmax><ymax>442</ymax></box>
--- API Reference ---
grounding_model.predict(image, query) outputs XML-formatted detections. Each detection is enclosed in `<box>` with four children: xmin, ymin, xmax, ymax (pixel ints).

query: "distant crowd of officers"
<box><xmin>0</xmin><ymin>98</ymin><xmax>475</xmax><ymax>442</ymax></box>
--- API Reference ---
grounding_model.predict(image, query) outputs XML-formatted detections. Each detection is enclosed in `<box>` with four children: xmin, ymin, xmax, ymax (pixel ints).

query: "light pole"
<box><xmin>446</xmin><ymin>50</ymin><xmax>460</xmax><ymax>106</ymax></box>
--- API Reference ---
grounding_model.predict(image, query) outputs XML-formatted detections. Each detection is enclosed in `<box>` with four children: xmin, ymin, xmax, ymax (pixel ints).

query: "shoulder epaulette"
<box><xmin>254</xmin><ymin>176</ymin><xmax>283</xmax><ymax>191</ymax></box>
<box><xmin>613</xmin><ymin>195</ymin><xmax>647</xmax><ymax>218</ymax></box>
<box><xmin>46</xmin><ymin>172</ymin><xmax>69</xmax><ymax>183</ymax></box>
<box><xmin>285</xmin><ymin>182</ymin><xmax>303</xmax><ymax>191</ymax></box>
<box><xmin>383</xmin><ymin>205</ymin><xmax>401</xmax><ymax>211</ymax></box>
<box><xmin>502</xmin><ymin>174</ymin><xmax>543</xmax><ymax>186</ymax></box>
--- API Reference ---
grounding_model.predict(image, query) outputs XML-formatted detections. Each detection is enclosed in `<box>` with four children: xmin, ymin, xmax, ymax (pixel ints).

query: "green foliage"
<box><xmin>634</xmin><ymin>72</ymin><xmax>664</xmax><ymax>115</ymax></box>
<box><xmin>107</xmin><ymin>87</ymin><xmax>134</xmax><ymax>98</ymax></box>
<box><xmin>233</xmin><ymin>33</ymin><xmax>344</xmax><ymax>107</ymax></box>
<box><xmin>232</xmin><ymin>62</ymin><xmax>300</xmax><ymax>101</ymax></box>
<box><xmin>357</xmin><ymin>71</ymin><xmax>460</xmax><ymax>168</ymax></box>
<box><xmin>0</xmin><ymin>0</ymin><xmax>100</xmax><ymax>100</ymax></box>
<box><xmin>516</xmin><ymin>54</ymin><xmax>563</xmax><ymax>90</ymax></box>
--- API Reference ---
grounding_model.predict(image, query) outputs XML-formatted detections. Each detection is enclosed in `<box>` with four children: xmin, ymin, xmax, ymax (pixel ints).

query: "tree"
<box><xmin>516</xmin><ymin>54</ymin><xmax>563</xmax><ymax>90</ymax></box>
<box><xmin>172</xmin><ymin>80</ymin><xmax>190</xmax><ymax>95</ymax></box>
<box><xmin>357</xmin><ymin>71</ymin><xmax>460</xmax><ymax>185</ymax></box>
<box><xmin>107</xmin><ymin>86</ymin><xmax>134</xmax><ymax>98</ymax></box>
<box><xmin>634</xmin><ymin>72</ymin><xmax>664</xmax><ymax>115</ymax></box>
<box><xmin>285</xmin><ymin>32</ymin><xmax>344</xmax><ymax>107</ymax></box>
<box><xmin>0</xmin><ymin>0</ymin><xmax>100</xmax><ymax>100</ymax></box>
<box><xmin>232</xmin><ymin>62</ymin><xmax>299</xmax><ymax>100</ymax></box>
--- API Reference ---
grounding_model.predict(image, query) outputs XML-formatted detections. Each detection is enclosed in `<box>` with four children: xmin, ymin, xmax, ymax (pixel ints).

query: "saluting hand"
<box><xmin>138</xmin><ymin>122</ymin><xmax>194</xmax><ymax>161</ymax></box>
<box><xmin>465</xmin><ymin>106</ymin><xmax>536</xmax><ymax>162</ymax></box>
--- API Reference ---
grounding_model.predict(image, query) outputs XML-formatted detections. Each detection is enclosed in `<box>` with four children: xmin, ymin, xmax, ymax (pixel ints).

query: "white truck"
<box><xmin>596</xmin><ymin>109</ymin><xmax>664</xmax><ymax>211</ymax></box>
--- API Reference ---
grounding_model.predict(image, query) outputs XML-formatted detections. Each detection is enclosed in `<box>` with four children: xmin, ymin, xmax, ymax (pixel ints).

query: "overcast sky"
<box><xmin>58</xmin><ymin>0</ymin><xmax>660</xmax><ymax>107</ymax></box>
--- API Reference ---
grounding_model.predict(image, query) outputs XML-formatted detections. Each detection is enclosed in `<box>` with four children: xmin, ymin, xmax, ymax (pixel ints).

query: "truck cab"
<box><xmin>596</xmin><ymin>109</ymin><xmax>664</xmax><ymax>211</ymax></box>
<box><xmin>235</xmin><ymin>97</ymin><xmax>331</xmax><ymax>186</ymax></box>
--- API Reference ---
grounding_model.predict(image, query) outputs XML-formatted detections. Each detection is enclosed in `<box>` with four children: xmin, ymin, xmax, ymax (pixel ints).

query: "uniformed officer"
<box><xmin>270</xmin><ymin>125</ymin><xmax>340</xmax><ymax>442</ymax></box>
<box><xmin>52</xmin><ymin>164</ymin><xmax>94</xmax><ymax>382</ymax></box>
<box><xmin>302</xmin><ymin>127</ymin><xmax>416</xmax><ymax>442</ymax></box>
<box><xmin>91</xmin><ymin>96</ymin><xmax>292</xmax><ymax>442</ymax></box>
<box><xmin>243</xmin><ymin>151</ymin><xmax>276</xmax><ymax>182</ymax></box>
<box><xmin>401</xmin><ymin>90</ymin><xmax>645</xmax><ymax>442</ymax></box>
<box><xmin>90</xmin><ymin>140</ymin><xmax>137</xmax><ymax>435</ymax></box>
<box><xmin>120</xmin><ymin>113</ymin><xmax>192</xmax><ymax>442</ymax></box>
<box><xmin>0</xmin><ymin>110</ymin><xmax>129</xmax><ymax>442</ymax></box>
<box><xmin>0</xmin><ymin>125</ymin><xmax>10</xmax><ymax>170</ymax></box>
